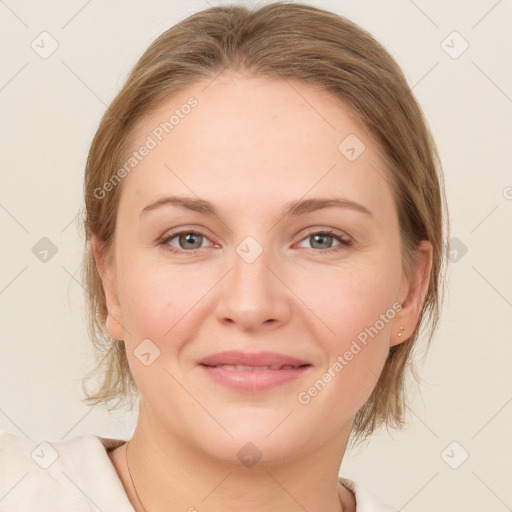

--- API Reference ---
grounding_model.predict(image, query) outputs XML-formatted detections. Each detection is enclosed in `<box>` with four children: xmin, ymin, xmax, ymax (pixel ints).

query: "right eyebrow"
<box><xmin>141</xmin><ymin>195</ymin><xmax>215</xmax><ymax>216</ymax></box>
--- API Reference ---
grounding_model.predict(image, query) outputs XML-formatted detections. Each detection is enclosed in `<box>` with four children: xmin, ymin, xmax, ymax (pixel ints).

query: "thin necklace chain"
<box><xmin>125</xmin><ymin>440</ymin><xmax>347</xmax><ymax>511</ymax></box>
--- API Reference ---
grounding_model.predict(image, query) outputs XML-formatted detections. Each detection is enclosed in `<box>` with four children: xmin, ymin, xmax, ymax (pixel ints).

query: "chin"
<box><xmin>192</xmin><ymin>415</ymin><xmax>314</xmax><ymax>468</ymax></box>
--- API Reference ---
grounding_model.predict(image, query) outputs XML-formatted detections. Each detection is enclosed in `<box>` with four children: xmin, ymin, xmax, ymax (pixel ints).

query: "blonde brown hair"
<box><xmin>81</xmin><ymin>1</ymin><xmax>449</xmax><ymax>444</ymax></box>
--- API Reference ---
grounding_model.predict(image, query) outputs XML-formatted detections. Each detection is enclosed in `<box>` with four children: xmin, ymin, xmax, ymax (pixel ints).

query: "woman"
<box><xmin>0</xmin><ymin>2</ymin><xmax>448</xmax><ymax>510</ymax></box>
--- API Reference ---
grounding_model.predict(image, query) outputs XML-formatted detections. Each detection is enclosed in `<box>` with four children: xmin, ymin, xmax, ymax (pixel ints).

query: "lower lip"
<box><xmin>199</xmin><ymin>364</ymin><xmax>311</xmax><ymax>391</ymax></box>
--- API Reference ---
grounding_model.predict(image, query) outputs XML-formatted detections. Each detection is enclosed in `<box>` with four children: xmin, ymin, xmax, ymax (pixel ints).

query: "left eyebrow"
<box><xmin>284</xmin><ymin>198</ymin><xmax>373</xmax><ymax>218</ymax></box>
<box><xmin>140</xmin><ymin>195</ymin><xmax>373</xmax><ymax>218</ymax></box>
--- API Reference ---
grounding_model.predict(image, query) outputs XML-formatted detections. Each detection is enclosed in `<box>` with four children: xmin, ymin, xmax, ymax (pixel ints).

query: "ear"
<box><xmin>91</xmin><ymin>236</ymin><xmax>125</xmax><ymax>341</ymax></box>
<box><xmin>390</xmin><ymin>240</ymin><xmax>433</xmax><ymax>347</ymax></box>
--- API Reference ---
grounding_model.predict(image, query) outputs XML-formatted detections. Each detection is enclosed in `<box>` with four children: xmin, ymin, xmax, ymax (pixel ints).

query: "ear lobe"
<box><xmin>390</xmin><ymin>240</ymin><xmax>433</xmax><ymax>347</ymax></box>
<box><xmin>91</xmin><ymin>236</ymin><xmax>125</xmax><ymax>341</ymax></box>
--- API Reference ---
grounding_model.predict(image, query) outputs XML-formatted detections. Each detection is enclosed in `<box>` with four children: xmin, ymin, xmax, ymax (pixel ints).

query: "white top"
<box><xmin>0</xmin><ymin>431</ymin><xmax>399</xmax><ymax>511</ymax></box>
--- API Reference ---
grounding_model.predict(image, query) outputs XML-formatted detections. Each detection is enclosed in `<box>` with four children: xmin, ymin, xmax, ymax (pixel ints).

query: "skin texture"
<box><xmin>93</xmin><ymin>72</ymin><xmax>432</xmax><ymax>512</ymax></box>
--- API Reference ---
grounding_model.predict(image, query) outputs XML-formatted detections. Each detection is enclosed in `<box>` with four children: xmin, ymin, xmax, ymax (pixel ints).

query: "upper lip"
<box><xmin>198</xmin><ymin>350</ymin><xmax>311</xmax><ymax>367</ymax></box>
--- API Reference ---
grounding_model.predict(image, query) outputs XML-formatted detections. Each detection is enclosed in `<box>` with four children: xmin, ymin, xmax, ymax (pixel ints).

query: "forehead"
<box><xmin>118</xmin><ymin>72</ymin><xmax>394</xmax><ymax>220</ymax></box>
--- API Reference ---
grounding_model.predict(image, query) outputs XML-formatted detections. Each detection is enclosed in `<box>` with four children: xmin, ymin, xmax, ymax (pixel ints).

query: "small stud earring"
<box><xmin>397</xmin><ymin>326</ymin><xmax>405</xmax><ymax>337</ymax></box>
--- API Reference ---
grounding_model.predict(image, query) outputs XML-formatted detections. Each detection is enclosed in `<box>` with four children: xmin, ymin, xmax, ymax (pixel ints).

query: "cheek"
<box><xmin>115</xmin><ymin>260</ymin><xmax>204</xmax><ymax>397</ymax></box>
<box><xmin>298</xmin><ymin>256</ymin><xmax>400</xmax><ymax>340</ymax></box>
<box><xmin>294</xmin><ymin>258</ymin><xmax>401</xmax><ymax>404</ymax></box>
<box><xmin>116</xmin><ymin>253</ymin><xmax>219</xmax><ymax>354</ymax></box>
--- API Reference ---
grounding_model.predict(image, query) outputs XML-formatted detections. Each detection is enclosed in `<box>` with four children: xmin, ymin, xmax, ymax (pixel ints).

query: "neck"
<box><xmin>117</xmin><ymin>402</ymin><xmax>355</xmax><ymax>512</ymax></box>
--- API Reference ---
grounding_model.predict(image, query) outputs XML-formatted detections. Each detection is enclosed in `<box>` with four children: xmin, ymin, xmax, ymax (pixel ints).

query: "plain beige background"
<box><xmin>1</xmin><ymin>1</ymin><xmax>511</xmax><ymax>510</ymax></box>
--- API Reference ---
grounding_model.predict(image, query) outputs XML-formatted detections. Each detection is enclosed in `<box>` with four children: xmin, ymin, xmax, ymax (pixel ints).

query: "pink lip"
<box><xmin>198</xmin><ymin>350</ymin><xmax>310</xmax><ymax>367</ymax></box>
<box><xmin>197</xmin><ymin>350</ymin><xmax>312</xmax><ymax>392</ymax></box>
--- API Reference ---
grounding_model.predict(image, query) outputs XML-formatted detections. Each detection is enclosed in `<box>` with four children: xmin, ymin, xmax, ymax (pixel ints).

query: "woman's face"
<box><xmin>95</xmin><ymin>72</ymin><xmax>431</xmax><ymax>464</ymax></box>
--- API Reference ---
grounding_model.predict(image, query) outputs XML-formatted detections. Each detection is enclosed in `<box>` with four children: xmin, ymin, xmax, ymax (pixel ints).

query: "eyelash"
<box><xmin>158</xmin><ymin>228</ymin><xmax>352</xmax><ymax>255</ymax></box>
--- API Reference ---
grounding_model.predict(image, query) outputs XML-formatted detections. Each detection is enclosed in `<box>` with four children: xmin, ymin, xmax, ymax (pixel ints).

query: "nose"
<box><xmin>214</xmin><ymin>242</ymin><xmax>292</xmax><ymax>332</ymax></box>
